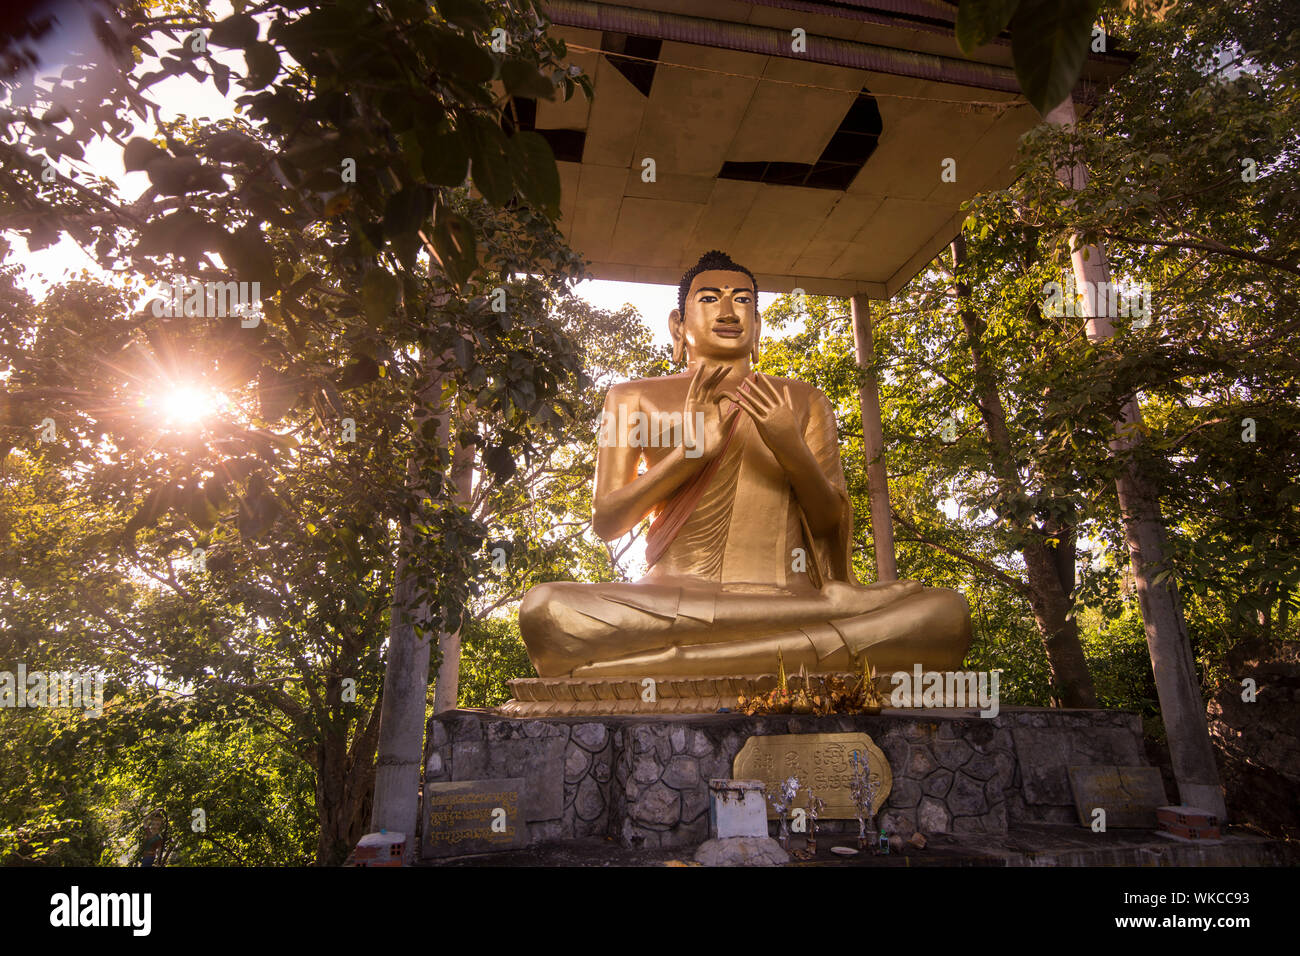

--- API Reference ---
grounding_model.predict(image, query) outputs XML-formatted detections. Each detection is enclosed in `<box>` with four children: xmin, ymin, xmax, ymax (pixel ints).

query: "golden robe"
<box><xmin>519</xmin><ymin>375</ymin><xmax>970</xmax><ymax>678</ymax></box>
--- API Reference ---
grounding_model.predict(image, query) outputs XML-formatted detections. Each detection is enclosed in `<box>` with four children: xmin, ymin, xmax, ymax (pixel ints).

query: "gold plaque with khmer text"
<box><xmin>733</xmin><ymin>733</ymin><xmax>892</xmax><ymax>818</ymax></box>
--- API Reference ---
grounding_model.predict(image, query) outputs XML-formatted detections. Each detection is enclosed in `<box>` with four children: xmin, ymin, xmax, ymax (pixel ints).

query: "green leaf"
<box><xmin>338</xmin><ymin>355</ymin><xmax>381</xmax><ymax>390</ymax></box>
<box><xmin>361</xmin><ymin>269</ymin><xmax>399</xmax><ymax>325</ymax></box>
<box><xmin>244</xmin><ymin>42</ymin><xmax>281</xmax><ymax>89</ymax></box>
<box><xmin>382</xmin><ymin>187</ymin><xmax>432</xmax><ymax>241</ymax></box>
<box><xmin>221</xmin><ymin>226</ymin><xmax>279</xmax><ymax>293</ymax></box>
<box><xmin>123</xmin><ymin>137</ymin><xmax>163</xmax><ymax>172</ymax></box>
<box><xmin>501</xmin><ymin>60</ymin><xmax>557</xmax><ymax>99</ymax></box>
<box><xmin>144</xmin><ymin>155</ymin><xmax>200</xmax><ymax>194</ymax></box>
<box><xmin>1010</xmin><ymin>0</ymin><xmax>1103</xmax><ymax>115</ymax></box>
<box><xmin>186</xmin><ymin>486</ymin><xmax>220</xmax><ymax>529</ymax></box>
<box><xmin>506</xmin><ymin>130</ymin><xmax>561</xmax><ymax>218</ymax></box>
<box><xmin>258</xmin><ymin>368</ymin><xmax>299</xmax><ymax>421</ymax></box>
<box><xmin>419</xmin><ymin>131</ymin><xmax>469</xmax><ymax>187</ymax></box>
<box><xmin>133</xmin><ymin>209</ymin><xmax>227</xmax><ymax>266</ymax></box>
<box><xmin>956</xmin><ymin>0</ymin><xmax>1020</xmax><ymax>55</ymax></box>
<box><xmin>429</xmin><ymin>29</ymin><xmax>494</xmax><ymax>85</ymax></box>
<box><xmin>124</xmin><ymin>485</ymin><xmax>173</xmax><ymax>538</ymax></box>
<box><xmin>209</xmin><ymin>13</ymin><xmax>259</xmax><ymax>48</ymax></box>
<box><xmin>483</xmin><ymin>445</ymin><xmax>516</xmax><ymax>481</ymax></box>
<box><xmin>211</xmin><ymin>59</ymin><xmax>231</xmax><ymax>96</ymax></box>
<box><xmin>429</xmin><ymin>209</ymin><xmax>478</xmax><ymax>287</ymax></box>
<box><xmin>465</xmin><ymin>114</ymin><xmax>513</xmax><ymax>205</ymax></box>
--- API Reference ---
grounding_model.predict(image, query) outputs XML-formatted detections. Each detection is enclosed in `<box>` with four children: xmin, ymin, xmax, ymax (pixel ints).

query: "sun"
<box><xmin>159</xmin><ymin>385</ymin><xmax>229</xmax><ymax>426</ymax></box>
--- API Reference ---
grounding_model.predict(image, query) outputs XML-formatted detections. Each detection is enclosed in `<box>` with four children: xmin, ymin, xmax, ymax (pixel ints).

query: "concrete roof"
<box><xmin>523</xmin><ymin>0</ymin><xmax>1131</xmax><ymax>297</ymax></box>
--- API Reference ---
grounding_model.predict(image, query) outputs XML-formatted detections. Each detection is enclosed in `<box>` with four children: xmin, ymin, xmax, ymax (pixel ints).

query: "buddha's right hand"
<box><xmin>683</xmin><ymin>362</ymin><xmax>740</xmax><ymax>462</ymax></box>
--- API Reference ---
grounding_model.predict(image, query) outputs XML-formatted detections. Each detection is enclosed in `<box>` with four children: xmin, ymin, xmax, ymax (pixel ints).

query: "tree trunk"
<box><xmin>849</xmin><ymin>293</ymin><xmax>898</xmax><ymax>582</ymax></box>
<box><xmin>313</xmin><ymin>673</ymin><xmax>384</xmax><ymax>865</ymax></box>
<box><xmin>950</xmin><ymin>234</ymin><xmax>1098</xmax><ymax>707</ymax></box>
<box><xmin>370</xmin><ymin>357</ymin><xmax>447</xmax><ymax>860</ymax></box>
<box><xmin>432</xmin><ymin>413</ymin><xmax>477</xmax><ymax>714</ymax></box>
<box><xmin>314</xmin><ymin>725</ymin><xmax>352</xmax><ymax>865</ymax></box>
<box><xmin>1045</xmin><ymin>96</ymin><xmax>1226</xmax><ymax>817</ymax></box>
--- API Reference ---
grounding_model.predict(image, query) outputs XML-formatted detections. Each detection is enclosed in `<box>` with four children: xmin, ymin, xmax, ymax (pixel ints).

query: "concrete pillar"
<box><xmin>1044</xmin><ymin>97</ymin><xmax>1225</xmax><ymax>818</ymax></box>
<box><xmin>370</xmin><ymin>570</ymin><xmax>430</xmax><ymax>861</ymax></box>
<box><xmin>850</xmin><ymin>293</ymin><xmax>898</xmax><ymax>582</ymax></box>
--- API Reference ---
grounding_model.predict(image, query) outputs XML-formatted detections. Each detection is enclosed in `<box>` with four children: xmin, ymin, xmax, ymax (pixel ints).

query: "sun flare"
<box><xmin>159</xmin><ymin>385</ymin><xmax>228</xmax><ymax>426</ymax></box>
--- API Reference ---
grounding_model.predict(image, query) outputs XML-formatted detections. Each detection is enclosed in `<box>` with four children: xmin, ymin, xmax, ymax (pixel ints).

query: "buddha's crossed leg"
<box><xmin>519</xmin><ymin>578</ymin><xmax>969</xmax><ymax>678</ymax></box>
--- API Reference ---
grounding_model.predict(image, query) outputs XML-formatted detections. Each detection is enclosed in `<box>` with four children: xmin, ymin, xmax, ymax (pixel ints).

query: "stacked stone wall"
<box><xmin>424</xmin><ymin>709</ymin><xmax>1148</xmax><ymax>853</ymax></box>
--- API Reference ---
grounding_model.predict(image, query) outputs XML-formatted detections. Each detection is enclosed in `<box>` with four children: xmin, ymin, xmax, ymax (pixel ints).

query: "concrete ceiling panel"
<box><xmin>557</xmin><ymin>160</ymin><xmax>580</xmax><ymax>239</ymax></box>
<box><xmin>623</xmin><ymin>169</ymin><xmax>716</xmax><ymax>204</ymax></box>
<box><xmin>733</xmin><ymin>58</ymin><xmax>872</xmax><ymax>166</ymax></box>
<box><xmin>577</xmin><ymin>162</ymin><xmax>630</xmax><ymax>199</ymax></box>
<box><xmin>609</xmin><ymin>197</ymin><xmax>705</xmax><ymax>264</ymax></box>
<box><xmin>582</xmin><ymin>56</ymin><xmax>650</xmax><ymax>168</ymax></box>
<box><xmin>797</xmin><ymin>237</ymin><xmax>850</xmax><ymax>263</ymax></box>
<box><xmin>734</xmin><ymin>206</ymin><xmax>823</xmax><ymax>273</ymax></box>
<box><xmin>536</xmin><ymin>1</ymin><xmax>1126</xmax><ymax>298</ymax></box>
<box><xmin>846</xmin><ymin>73</ymin><xmax>1026</xmax><ymax>201</ymax></box>
<box><xmin>569</xmin><ymin>195</ymin><xmax>620</xmax><ymax>253</ymax></box>
<box><xmin>568</xmin><ymin>164</ymin><xmax>627</xmax><ymax>251</ymax></box>
<box><xmin>954</xmin><ymin>103</ymin><xmax>1042</xmax><ymax>197</ymax></box>
<box><xmin>685</xmin><ymin>178</ymin><xmax>761</xmax><ymax>256</ymax></box>
<box><xmin>821</xmin><ymin>194</ymin><xmax>884</xmax><ymax>241</ymax></box>
<box><xmin>829</xmin><ymin>197</ymin><xmax>952</xmax><ymax>281</ymax></box>
<box><xmin>746</xmin><ymin>182</ymin><xmax>840</xmax><ymax>223</ymax></box>
<box><xmin>885</xmin><ymin>207</ymin><xmax>965</xmax><ymax>296</ymax></box>
<box><xmin>788</xmin><ymin>257</ymin><xmax>840</xmax><ymax>282</ymax></box>
<box><xmin>632</xmin><ymin>42</ymin><xmax>762</xmax><ymax>178</ymax></box>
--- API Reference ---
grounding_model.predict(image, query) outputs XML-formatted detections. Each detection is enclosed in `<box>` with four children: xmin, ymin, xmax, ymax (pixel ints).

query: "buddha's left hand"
<box><xmin>724</xmin><ymin>373</ymin><xmax>806</xmax><ymax>463</ymax></box>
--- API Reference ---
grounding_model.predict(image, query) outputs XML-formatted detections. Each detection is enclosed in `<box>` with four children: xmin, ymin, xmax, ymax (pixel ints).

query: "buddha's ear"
<box><xmin>669</xmin><ymin>308</ymin><xmax>685</xmax><ymax>365</ymax></box>
<box><xmin>751</xmin><ymin>313</ymin><xmax>761</xmax><ymax>362</ymax></box>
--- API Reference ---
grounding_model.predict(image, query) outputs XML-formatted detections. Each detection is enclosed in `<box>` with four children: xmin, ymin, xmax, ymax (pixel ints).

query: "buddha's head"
<box><xmin>669</xmin><ymin>249</ymin><xmax>760</xmax><ymax>366</ymax></box>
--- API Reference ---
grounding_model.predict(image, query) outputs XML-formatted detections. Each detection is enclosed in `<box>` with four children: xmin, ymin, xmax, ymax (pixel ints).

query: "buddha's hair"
<box><xmin>677</xmin><ymin>250</ymin><xmax>758</xmax><ymax>316</ymax></box>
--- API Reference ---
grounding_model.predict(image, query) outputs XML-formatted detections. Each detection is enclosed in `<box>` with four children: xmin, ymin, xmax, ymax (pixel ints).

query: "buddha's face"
<box><xmin>670</xmin><ymin>269</ymin><xmax>760</xmax><ymax>364</ymax></box>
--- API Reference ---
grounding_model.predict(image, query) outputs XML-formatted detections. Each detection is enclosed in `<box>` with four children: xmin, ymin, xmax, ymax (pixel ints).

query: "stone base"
<box><xmin>502</xmin><ymin>672</ymin><xmax>886</xmax><ymax>717</ymax></box>
<box><xmin>694</xmin><ymin>836</ymin><xmax>789</xmax><ymax>866</ymax></box>
<box><xmin>422</xmin><ymin>707</ymin><xmax>1158</xmax><ymax>856</ymax></box>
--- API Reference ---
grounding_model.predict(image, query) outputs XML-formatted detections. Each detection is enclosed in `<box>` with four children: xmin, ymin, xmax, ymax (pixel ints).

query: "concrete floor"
<box><xmin>425</xmin><ymin>824</ymin><xmax>1298</xmax><ymax>867</ymax></box>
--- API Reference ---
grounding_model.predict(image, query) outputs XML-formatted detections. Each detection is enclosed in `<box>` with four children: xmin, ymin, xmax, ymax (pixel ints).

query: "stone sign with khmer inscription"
<box><xmin>423</xmin><ymin>778</ymin><xmax>527</xmax><ymax>858</ymax></box>
<box><xmin>733</xmin><ymin>732</ymin><xmax>892</xmax><ymax>818</ymax></box>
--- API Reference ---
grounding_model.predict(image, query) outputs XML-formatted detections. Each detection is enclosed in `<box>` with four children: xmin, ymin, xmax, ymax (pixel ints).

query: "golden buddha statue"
<box><xmin>519</xmin><ymin>250</ymin><xmax>971</xmax><ymax>682</ymax></box>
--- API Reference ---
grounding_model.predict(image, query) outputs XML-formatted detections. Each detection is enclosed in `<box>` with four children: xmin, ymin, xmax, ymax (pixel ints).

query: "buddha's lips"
<box><xmin>713</xmin><ymin>326</ymin><xmax>743</xmax><ymax>338</ymax></box>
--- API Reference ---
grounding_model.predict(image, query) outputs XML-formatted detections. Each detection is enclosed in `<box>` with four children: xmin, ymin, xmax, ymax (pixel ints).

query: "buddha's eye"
<box><xmin>698</xmin><ymin>294</ymin><xmax>717</xmax><ymax>302</ymax></box>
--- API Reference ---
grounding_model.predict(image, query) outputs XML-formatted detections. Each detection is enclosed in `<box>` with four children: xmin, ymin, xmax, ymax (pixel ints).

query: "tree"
<box><xmin>1</xmin><ymin>0</ymin><xmax>596</xmax><ymax>862</ymax></box>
